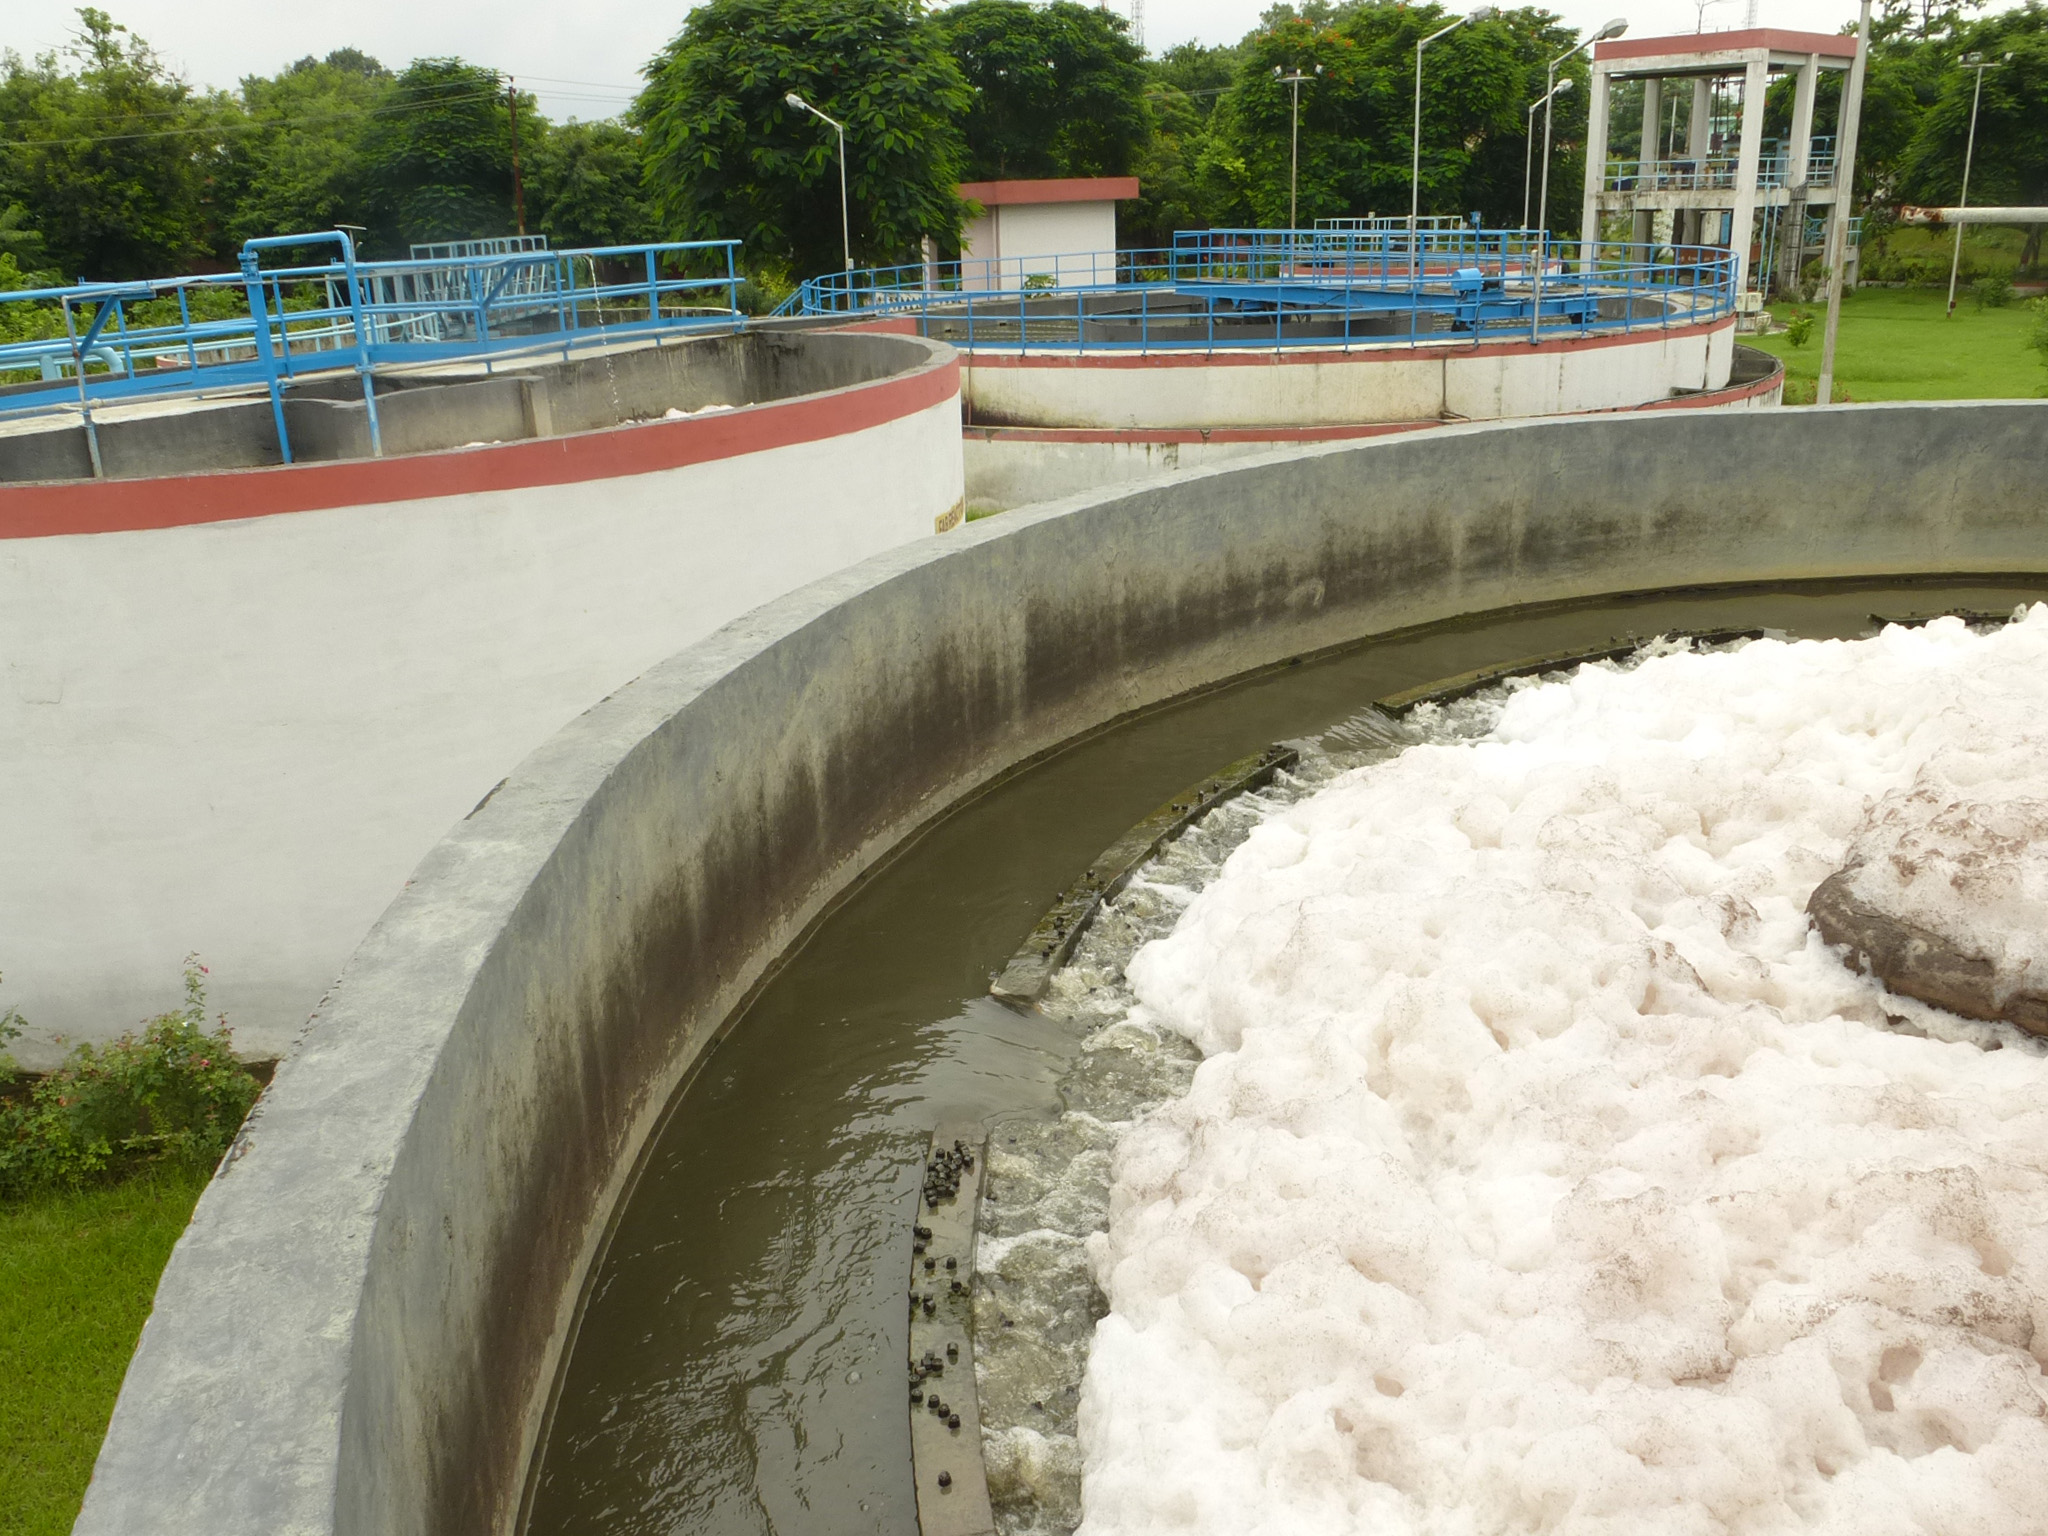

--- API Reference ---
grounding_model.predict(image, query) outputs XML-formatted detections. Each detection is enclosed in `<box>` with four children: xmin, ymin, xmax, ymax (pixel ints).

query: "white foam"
<box><xmin>1079</xmin><ymin>612</ymin><xmax>2048</xmax><ymax>1536</ymax></box>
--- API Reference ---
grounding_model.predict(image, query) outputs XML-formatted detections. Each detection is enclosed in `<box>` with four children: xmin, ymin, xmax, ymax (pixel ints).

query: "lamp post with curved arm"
<box><xmin>1537</xmin><ymin>17</ymin><xmax>1627</xmax><ymax>242</ymax></box>
<box><xmin>786</xmin><ymin>92</ymin><xmax>851</xmax><ymax>274</ymax></box>
<box><xmin>1523</xmin><ymin>76</ymin><xmax>1574</xmax><ymax>230</ymax></box>
<box><xmin>1412</xmin><ymin>7</ymin><xmax>1497</xmax><ymax>255</ymax></box>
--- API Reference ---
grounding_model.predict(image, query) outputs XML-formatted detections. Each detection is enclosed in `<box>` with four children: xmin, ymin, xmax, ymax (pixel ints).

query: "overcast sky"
<box><xmin>4</xmin><ymin>0</ymin><xmax>2021</xmax><ymax>123</ymax></box>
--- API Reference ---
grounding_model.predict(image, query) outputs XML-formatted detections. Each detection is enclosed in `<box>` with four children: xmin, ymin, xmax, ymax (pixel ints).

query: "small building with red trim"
<box><xmin>957</xmin><ymin>176</ymin><xmax>1142</xmax><ymax>292</ymax></box>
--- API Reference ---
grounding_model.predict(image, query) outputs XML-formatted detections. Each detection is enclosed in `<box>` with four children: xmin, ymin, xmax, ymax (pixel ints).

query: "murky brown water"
<box><xmin>523</xmin><ymin>581</ymin><xmax>2048</xmax><ymax>1536</ymax></box>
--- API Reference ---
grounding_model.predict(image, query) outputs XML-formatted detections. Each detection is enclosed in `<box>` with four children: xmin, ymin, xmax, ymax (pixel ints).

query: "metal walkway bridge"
<box><xmin>778</xmin><ymin>228</ymin><xmax>1736</xmax><ymax>353</ymax></box>
<box><xmin>0</xmin><ymin>232</ymin><xmax>741</xmax><ymax>469</ymax></box>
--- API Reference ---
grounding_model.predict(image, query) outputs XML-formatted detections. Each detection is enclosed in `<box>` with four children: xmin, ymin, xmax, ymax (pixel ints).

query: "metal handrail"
<box><xmin>780</xmin><ymin>231</ymin><xmax>1736</xmax><ymax>355</ymax></box>
<box><xmin>0</xmin><ymin>234</ymin><xmax>745</xmax><ymax>466</ymax></box>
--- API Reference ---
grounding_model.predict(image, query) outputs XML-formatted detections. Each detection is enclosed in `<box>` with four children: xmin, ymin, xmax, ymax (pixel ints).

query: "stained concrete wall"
<box><xmin>78</xmin><ymin>402</ymin><xmax>2048</xmax><ymax>1536</ymax></box>
<box><xmin>0</xmin><ymin>330</ymin><xmax>930</xmax><ymax>483</ymax></box>
<box><xmin>0</xmin><ymin>332</ymin><xmax>961</xmax><ymax>1064</ymax></box>
<box><xmin>962</xmin><ymin>317</ymin><xmax>1734</xmax><ymax>429</ymax></box>
<box><xmin>960</xmin><ymin>344</ymin><xmax>1782</xmax><ymax>515</ymax></box>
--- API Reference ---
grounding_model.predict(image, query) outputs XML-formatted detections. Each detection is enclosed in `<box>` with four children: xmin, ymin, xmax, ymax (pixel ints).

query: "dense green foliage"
<box><xmin>0</xmin><ymin>10</ymin><xmax>225</xmax><ymax>279</ymax></box>
<box><xmin>1193</xmin><ymin>4</ymin><xmax>1585</xmax><ymax>229</ymax></box>
<box><xmin>527</xmin><ymin>120</ymin><xmax>655</xmax><ymax>250</ymax></box>
<box><xmin>932</xmin><ymin>0</ymin><xmax>1150</xmax><ymax>181</ymax></box>
<box><xmin>0</xmin><ymin>0</ymin><xmax>2040</xmax><ymax>285</ymax></box>
<box><xmin>360</xmin><ymin>60</ymin><xmax>529</xmax><ymax>253</ymax></box>
<box><xmin>635</xmin><ymin>0</ymin><xmax>971</xmax><ymax>277</ymax></box>
<box><xmin>0</xmin><ymin>962</ymin><xmax>259</xmax><ymax>1199</ymax></box>
<box><xmin>0</xmin><ymin>1164</ymin><xmax>209</xmax><ymax>1535</ymax></box>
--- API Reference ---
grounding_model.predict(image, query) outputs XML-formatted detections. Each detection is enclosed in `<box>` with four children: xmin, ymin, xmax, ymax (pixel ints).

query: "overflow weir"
<box><xmin>77</xmin><ymin>401</ymin><xmax>2048</xmax><ymax>1536</ymax></box>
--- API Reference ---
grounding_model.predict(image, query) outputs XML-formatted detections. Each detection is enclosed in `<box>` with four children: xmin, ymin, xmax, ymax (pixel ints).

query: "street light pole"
<box><xmin>1538</xmin><ymin>18</ymin><xmax>1627</xmax><ymax>244</ymax></box>
<box><xmin>1524</xmin><ymin>77</ymin><xmax>1574</xmax><ymax>229</ymax></box>
<box><xmin>1413</xmin><ymin>8</ymin><xmax>1495</xmax><ymax>255</ymax></box>
<box><xmin>1945</xmin><ymin>52</ymin><xmax>2007</xmax><ymax>316</ymax></box>
<box><xmin>1273</xmin><ymin>65</ymin><xmax>1321</xmax><ymax>233</ymax></box>
<box><xmin>786</xmin><ymin>92</ymin><xmax>852</xmax><ymax>274</ymax></box>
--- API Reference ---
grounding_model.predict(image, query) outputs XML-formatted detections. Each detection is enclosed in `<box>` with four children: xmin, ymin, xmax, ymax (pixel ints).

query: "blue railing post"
<box><xmin>239</xmin><ymin>248</ymin><xmax>293</xmax><ymax>465</ymax></box>
<box><xmin>177</xmin><ymin>284</ymin><xmax>198</xmax><ymax>372</ymax></box>
<box><xmin>333</xmin><ymin>230</ymin><xmax>383</xmax><ymax>457</ymax></box>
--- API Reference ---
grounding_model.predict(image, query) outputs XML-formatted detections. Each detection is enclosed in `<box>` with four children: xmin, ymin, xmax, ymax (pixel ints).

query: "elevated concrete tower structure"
<box><xmin>1580</xmin><ymin>29</ymin><xmax>1860</xmax><ymax>301</ymax></box>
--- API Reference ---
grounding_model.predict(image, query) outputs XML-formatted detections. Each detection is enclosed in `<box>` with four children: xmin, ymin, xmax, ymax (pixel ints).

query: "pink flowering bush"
<box><xmin>0</xmin><ymin>958</ymin><xmax>260</xmax><ymax>1198</ymax></box>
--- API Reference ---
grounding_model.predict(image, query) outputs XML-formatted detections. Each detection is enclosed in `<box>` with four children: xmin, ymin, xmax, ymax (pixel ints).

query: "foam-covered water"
<box><xmin>974</xmin><ymin>700</ymin><xmax>1504</xmax><ymax>1534</ymax></box>
<box><xmin>1081</xmin><ymin>612</ymin><xmax>2048</xmax><ymax>1536</ymax></box>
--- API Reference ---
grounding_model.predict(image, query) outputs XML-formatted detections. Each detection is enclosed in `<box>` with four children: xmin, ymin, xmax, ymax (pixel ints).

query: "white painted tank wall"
<box><xmin>0</xmin><ymin>378</ymin><xmax>962</xmax><ymax>1063</ymax></box>
<box><xmin>961</xmin><ymin>433</ymin><xmax>1402</xmax><ymax>513</ymax></box>
<box><xmin>963</xmin><ymin>319</ymin><xmax>1734</xmax><ymax>429</ymax></box>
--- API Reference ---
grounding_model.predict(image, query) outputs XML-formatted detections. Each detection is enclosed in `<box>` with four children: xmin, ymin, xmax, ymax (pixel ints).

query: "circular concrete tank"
<box><xmin>74</xmin><ymin>401</ymin><xmax>2048</xmax><ymax>1536</ymax></box>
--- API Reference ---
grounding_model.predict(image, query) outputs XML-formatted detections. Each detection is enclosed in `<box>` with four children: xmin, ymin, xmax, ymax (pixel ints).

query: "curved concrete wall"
<box><xmin>960</xmin><ymin>344</ymin><xmax>1783</xmax><ymax>514</ymax></box>
<box><xmin>962</xmin><ymin>315</ymin><xmax>1734</xmax><ymax>428</ymax></box>
<box><xmin>79</xmin><ymin>401</ymin><xmax>2048</xmax><ymax>1536</ymax></box>
<box><xmin>0</xmin><ymin>331</ymin><xmax>960</xmax><ymax>1062</ymax></box>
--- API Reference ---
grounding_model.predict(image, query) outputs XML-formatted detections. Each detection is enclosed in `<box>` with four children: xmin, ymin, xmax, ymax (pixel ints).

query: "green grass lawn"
<box><xmin>0</xmin><ymin>1167</ymin><xmax>209</xmax><ymax>1536</ymax></box>
<box><xmin>1749</xmin><ymin>285</ymin><xmax>2047</xmax><ymax>404</ymax></box>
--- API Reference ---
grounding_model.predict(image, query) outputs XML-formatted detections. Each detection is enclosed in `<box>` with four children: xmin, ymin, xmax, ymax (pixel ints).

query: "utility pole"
<box><xmin>1274</xmin><ymin>65</ymin><xmax>1321</xmax><ymax>232</ymax></box>
<box><xmin>1945</xmin><ymin>52</ymin><xmax>2007</xmax><ymax>316</ymax></box>
<box><xmin>508</xmin><ymin>77</ymin><xmax>526</xmax><ymax>236</ymax></box>
<box><xmin>1816</xmin><ymin>0</ymin><xmax>1870</xmax><ymax>405</ymax></box>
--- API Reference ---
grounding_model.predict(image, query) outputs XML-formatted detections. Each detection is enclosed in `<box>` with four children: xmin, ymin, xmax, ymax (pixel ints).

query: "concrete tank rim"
<box><xmin>73</xmin><ymin>397</ymin><xmax>2048</xmax><ymax>1536</ymax></box>
<box><xmin>0</xmin><ymin>330</ymin><xmax>959</xmax><ymax>536</ymax></box>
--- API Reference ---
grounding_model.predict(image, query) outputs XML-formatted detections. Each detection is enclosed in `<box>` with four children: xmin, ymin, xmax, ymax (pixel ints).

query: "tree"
<box><xmin>528</xmin><ymin>121</ymin><xmax>655</xmax><ymax>249</ymax></box>
<box><xmin>635</xmin><ymin>0</ymin><xmax>971</xmax><ymax>277</ymax></box>
<box><xmin>929</xmin><ymin>0</ymin><xmax>1151</xmax><ymax>181</ymax></box>
<box><xmin>1201</xmin><ymin>2</ymin><xmax>1582</xmax><ymax>230</ymax></box>
<box><xmin>0</xmin><ymin>8</ymin><xmax>230</xmax><ymax>279</ymax></box>
<box><xmin>1134</xmin><ymin>43</ymin><xmax>1244</xmax><ymax>239</ymax></box>
<box><xmin>220</xmin><ymin>51</ymin><xmax>392</xmax><ymax>246</ymax></box>
<box><xmin>1125</xmin><ymin>43</ymin><xmax>1244</xmax><ymax>245</ymax></box>
<box><xmin>360</xmin><ymin>58</ymin><xmax>529</xmax><ymax>254</ymax></box>
<box><xmin>1896</xmin><ymin>6</ymin><xmax>2047</xmax><ymax>269</ymax></box>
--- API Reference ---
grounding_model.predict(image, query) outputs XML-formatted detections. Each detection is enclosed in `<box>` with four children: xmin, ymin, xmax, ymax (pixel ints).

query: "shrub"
<box><xmin>1972</xmin><ymin>273</ymin><xmax>2014</xmax><ymax>310</ymax></box>
<box><xmin>0</xmin><ymin>959</ymin><xmax>260</xmax><ymax>1199</ymax></box>
<box><xmin>1784</xmin><ymin>311</ymin><xmax>1815</xmax><ymax>348</ymax></box>
<box><xmin>0</xmin><ymin>977</ymin><xmax>23</xmax><ymax>1082</ymax></box>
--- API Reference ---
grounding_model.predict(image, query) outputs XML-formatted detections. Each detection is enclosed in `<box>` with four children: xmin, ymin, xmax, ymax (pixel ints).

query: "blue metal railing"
<box><xmin>1</xmin><ymin>233</ymin><xmax>743</xmax><ymax>469</ymax></box>
<box><xmin>777</xmin><ymin>229</ymin><xmax>1736</xmax><ymax>355</ymax></box>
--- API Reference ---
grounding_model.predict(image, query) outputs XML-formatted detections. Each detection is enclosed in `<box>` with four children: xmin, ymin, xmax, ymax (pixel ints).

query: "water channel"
<box><xmin>523</xmin><ymin>579</ymin><xmax>2048</xmax><ymax>1536</ymax></box>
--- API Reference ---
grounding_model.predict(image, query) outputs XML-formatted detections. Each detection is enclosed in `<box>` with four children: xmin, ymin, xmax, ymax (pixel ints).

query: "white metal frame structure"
<box><xmin>1579</xmin><ymin>29</ymin><xmax>1860</xmax><ymax>295</ymax></box>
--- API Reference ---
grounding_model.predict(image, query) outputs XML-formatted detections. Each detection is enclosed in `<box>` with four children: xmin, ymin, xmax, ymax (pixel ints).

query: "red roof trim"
<box><xmin>0</xmin><ymin>350</ymin><xmax>958</xmax><ymax>539</ymax></box>
<box><xmin>1596</xmin><ymin>28</ymin><xmax>1858</xmax><ymax>61</ymax></box>
<box><xmin>957</xmin><ymin>178</ymin><xmax>1143</xmax><ymax>208</ymax></box>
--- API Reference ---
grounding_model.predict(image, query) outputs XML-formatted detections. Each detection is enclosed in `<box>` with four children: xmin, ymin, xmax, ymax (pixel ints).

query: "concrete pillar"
<box><xmin>1633</xmin><ymin>75</ymin><xmax>1663</xmax><ymax>251</ymax></box>
<box><xmin>1776</xmin><ymin>56</ymin><xmax>1820</xmax><ymax>295</ymax></box>
<box><xmin>1684</xmin><ymin>77</ymin><xmax>1714</xmax><ymax>247</ymax></box>
<box><xmin>1579</xmin><ymin>61</ymin><xmax>1612</xmax><ymax>272</ymax></box>
<box><xmin>1729</xmin><ymin>56</ymin><xmax>1769</xmax><ymax>293</ymax></box>
<box><xmin>1786</xmin><ymin>56</ymin><xmax>1819</xmax><ymax>182</ymax></box>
